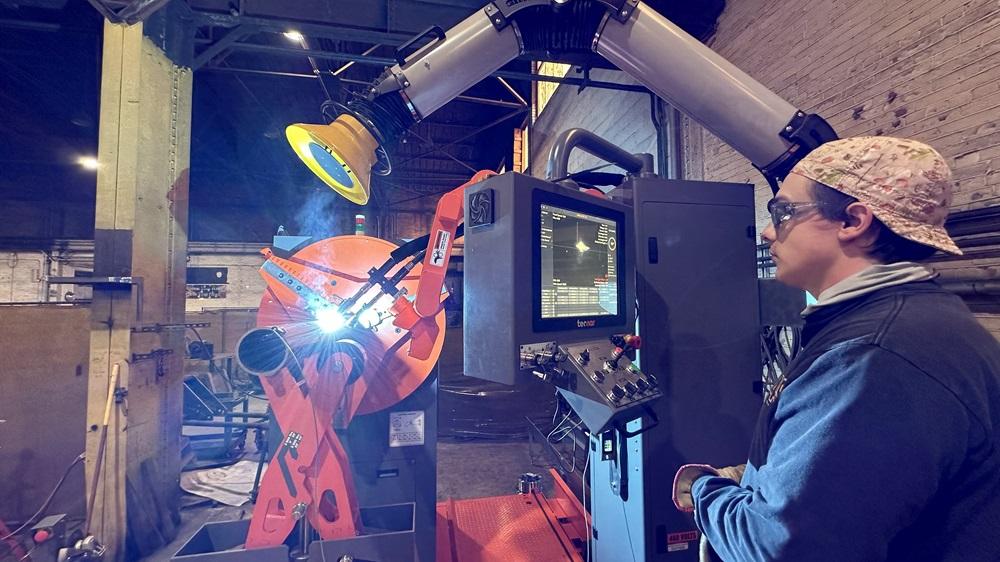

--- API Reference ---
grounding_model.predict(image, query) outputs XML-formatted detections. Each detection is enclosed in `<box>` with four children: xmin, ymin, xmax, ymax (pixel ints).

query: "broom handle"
<box><xmin>85</xmin><ymin>363</ymin><xmax>120</xmax><ymax>536</ymax></box>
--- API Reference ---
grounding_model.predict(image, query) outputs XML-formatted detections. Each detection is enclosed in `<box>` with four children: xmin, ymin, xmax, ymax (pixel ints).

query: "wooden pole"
<box><xmin>85</xmin><ymin>363</ymin><xmax>119</xmax><ymax>536</ymax></box>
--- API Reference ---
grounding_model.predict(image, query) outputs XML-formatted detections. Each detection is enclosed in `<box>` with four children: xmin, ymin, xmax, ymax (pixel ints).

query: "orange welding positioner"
<box><xmin>245</xmin><ymin>235</ymin><xmax>447</xmax><ymax>550</ymax></box>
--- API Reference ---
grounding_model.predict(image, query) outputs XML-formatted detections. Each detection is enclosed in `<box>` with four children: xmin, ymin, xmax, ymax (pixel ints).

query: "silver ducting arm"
<box><xmin>593</xmin><ymin>2</ymin><xmax>830</xmax><ymax>178</ymax></box>
<box><xmin>349</xmin><ymin>0</ymin><xmax>834</xmax><ymax>191</ymax></box>
<box><xmin>594</xmin><ymin>3</ymin><xmax>795</xmax><ymax>170</ymax></box>
<box><xmin>372</xmin><ymin>9</ymin><xmax>522</xmax><ymax>121</ymax></box>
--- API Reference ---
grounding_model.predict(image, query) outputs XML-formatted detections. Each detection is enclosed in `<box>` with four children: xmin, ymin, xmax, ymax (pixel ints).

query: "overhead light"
<box><xmin>576</xmin><ymin>240</ymin><xmax>590</xmax><ymax>253</ymax></box>
<box><xmin>286</xmin><ymin>114</ymin><xmax>379</xmax><ymax>205</ymax></box>
<box><xmin>283</xmin><ymin>30</ymin><xmax>304</xmax><ymax>42</ymax></box>
<box><xmin>77</xmin><ymin>156</ymin><xmax>99</xmax><ymax>170</ymax></box>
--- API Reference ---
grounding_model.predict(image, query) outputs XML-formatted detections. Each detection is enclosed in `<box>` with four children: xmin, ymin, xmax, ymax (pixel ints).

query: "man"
<box><xmin>672</xmin><ymin>136</ymin><xmax>1000</xmax><ymax>561</ymax></box>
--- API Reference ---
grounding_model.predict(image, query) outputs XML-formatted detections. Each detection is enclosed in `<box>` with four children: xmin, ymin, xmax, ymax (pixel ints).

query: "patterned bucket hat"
<box><xmin>789</xmin><ymin>136</ymin><xmax>962</xmax><ymax>255</ymax></box>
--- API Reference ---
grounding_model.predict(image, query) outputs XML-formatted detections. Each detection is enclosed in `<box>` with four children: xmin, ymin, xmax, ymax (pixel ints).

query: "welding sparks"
<box><xmin>314</xmin><ymin>307</ymin><xmax>345</xmax><ymax>333</ymax></box>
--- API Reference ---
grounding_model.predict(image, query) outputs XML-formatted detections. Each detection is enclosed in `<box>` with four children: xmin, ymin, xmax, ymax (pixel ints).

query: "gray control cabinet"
<box><xmin>589</xmin><ymin>177</ymin><xmax>762</xmax><ymax>561</ymax></box>
<box><xmin>634</xmin><ymin>177</ymin><xmax>761</xmax><ymax>560</ymax></box>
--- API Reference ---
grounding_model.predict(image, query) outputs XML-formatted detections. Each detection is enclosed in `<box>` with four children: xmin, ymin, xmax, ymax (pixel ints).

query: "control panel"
<box><xmin>546</xmin><ymin>335</ymin><xmax>661</xmax><ymax>434</ymax></box>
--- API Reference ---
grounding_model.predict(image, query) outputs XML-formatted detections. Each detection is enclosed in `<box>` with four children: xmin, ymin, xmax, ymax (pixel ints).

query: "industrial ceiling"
<box><xmin>0</xmin><ymin>0</ymin><xmax>724</xmax><ymax>242</ymax></box>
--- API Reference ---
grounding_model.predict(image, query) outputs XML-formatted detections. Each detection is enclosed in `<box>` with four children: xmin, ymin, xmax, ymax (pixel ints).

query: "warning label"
<box><xmin>389</xmin><ymin>410</ymin><xmax>425</xmax><ymax>447</ymax></box>
<box><xmin>430</xmin><ymin>230</ymin><xmax>450</xmax><ymax>267</ymax></box>
<box><xmin>667</xmin><ymin>531</ymin><xmax>699</xmax><ymax>544</ymax></box>
<box><xmin>666</xmin><ymin>530</ymin><xmax>699</xmax><ymax>554</ymax></box>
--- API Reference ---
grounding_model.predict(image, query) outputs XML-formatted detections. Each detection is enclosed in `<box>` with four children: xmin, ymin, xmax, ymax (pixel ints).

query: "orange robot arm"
<box><xmin>391</xmin><ymin>170</ymin><xmax>496</xmax><ymax>359</ymax></box>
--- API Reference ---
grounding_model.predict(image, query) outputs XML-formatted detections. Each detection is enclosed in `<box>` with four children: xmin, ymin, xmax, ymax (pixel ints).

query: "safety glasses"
<box><xmin>766</xmin><ymin>198</ymin><xmax>828</xmax><ymax>228</ymax></box>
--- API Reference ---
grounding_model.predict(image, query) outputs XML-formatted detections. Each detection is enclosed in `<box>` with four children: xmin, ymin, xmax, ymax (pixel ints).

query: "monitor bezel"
<box><xmin>531</xmin><ymin>189</ymin><xmax>628</xmax><ymax>333</ymax></box>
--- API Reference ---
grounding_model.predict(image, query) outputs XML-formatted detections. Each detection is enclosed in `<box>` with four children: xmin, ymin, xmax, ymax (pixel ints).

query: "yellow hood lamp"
<box><xmin>285</xmin><ymin>112</ymin><xmax>384</xmax><ymax>205</ymax></box>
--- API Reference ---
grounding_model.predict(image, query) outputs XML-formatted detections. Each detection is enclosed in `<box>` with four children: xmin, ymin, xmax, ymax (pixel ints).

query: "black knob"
<box><xmin>592</xmin><ymin>369</ymin><xmax>605</xmax><ymax>383</ymax></box>
<box><xmin>635</xmin><ymin>377</ymin><xmax>649</xmax><ymax>392</ymax></box>
<box><xmin>624</xmin><ymin>381</ymin><xmax>639</xmax><ymax>395</ymax></box>
<box><xmin>610</xmin><ymin>384</ymin><xmax>626</xmax><ymax>401</ymax></box>
<box><xmin>580</xmin><ymin>349</ymin><xmax>591</xmax><ymax>364</ymax></box>
<box><xmin>646</xmin><ymin>373</ymin><xmax>658</xmax><ymax>388</ymax></box>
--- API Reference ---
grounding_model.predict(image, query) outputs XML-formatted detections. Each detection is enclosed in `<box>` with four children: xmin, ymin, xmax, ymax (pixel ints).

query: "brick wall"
<box><xmin>529</xmin><ymin>69</ymin><xmax>658</xmax><ymax>176</ymax></box>
<box><xmin>186</xmin><ymin>252</ymin><xmax>269</xmax><ymax>312</ymax></box>
<box><xmin>683</xmin><ymin>0</ymin><xmax>1000</xmax><ymax>338</ymax></box>
<box><xmin>0</xmin><ymin>252</ymin><xmax>48</xmax><ymax>302</ymax></box>
<box><xmin>683</xmin><ymin>0</ymin><xmax>1000</xmax><ymax>232</ymax></box>
<box><xmin>0</xmin><ymin>244</ymin><xmax>272</xmax><ymax>311</ymax></box>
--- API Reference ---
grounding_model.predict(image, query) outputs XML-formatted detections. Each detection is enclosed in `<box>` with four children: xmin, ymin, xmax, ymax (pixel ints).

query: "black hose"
<box><xmin>1</xmin><ymin>453</ymin><xmax>84</xmax><ymax>541</ymax></box>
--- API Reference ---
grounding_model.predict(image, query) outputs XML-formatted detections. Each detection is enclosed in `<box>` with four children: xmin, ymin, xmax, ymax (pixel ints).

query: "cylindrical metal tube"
<box><xmin>236</xmin><ymin>328</ymin><xmax>290</xmax><ymax>377</ymax></box>
<box><xmin>394</xmin><ymin>9</ymin><xmax>521</xmax><ymax>119</ymax></box>
<box><xmin>182</xmin><ymin>420</ymin><xmax>268</xmax><ymax>429</ymax></box>
<box><xmin>224</xmin><ymin>412</ymin><xmax>270</xmax><ymax>419</ymax></box>
<box><xmin>546</xmin><ymin>128</ymin><xmax>649</xmax><ymax>180</ymax></box>
<box><xmin>594</xmin><ymin>3</ymin><xmax>798</xmax><ymax>169</ymax></box>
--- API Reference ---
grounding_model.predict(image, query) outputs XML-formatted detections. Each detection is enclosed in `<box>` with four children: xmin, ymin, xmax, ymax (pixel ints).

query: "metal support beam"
<box><xmin>87</xmin><ymin>0</ymin><xmax>171</xmax><ymax>24</ymax></box>
<box><xmin>192</xmin><ymin>11</ymin><xmax>412</xmax><ymax>46</ymax></box>
<box><xmin>396</xmin><ymin>106</ymin><xmax>528</xmax><ymax>167</ymax></box>
<box><xmin>192</xmin><ymin>25</ymin><xmax>253</xmax><ymax>70</ymax></box>
<box><xmin>87</xmin><ymin>10</ymin><xmax>192</xmax><ymax>561</ymax></box>
<box><xmin>200</xmin><ymin>66</ymin><xmax>525</xmax><ymax>108</ymax></box>
<box><xmin>495</xmin><ymin>76</ymin><xmax>528</xmax><ymax>106</ymax></box>
<box><xmin>493</xmin><ymin>69</ymin><xmax>649</xmax><ymax>93</ymax></box>
<box><xmin>332</xmin><ymin>44</ymin><xmax>382</xmax><ymax>77</ymax></box>
<box><xmin>116</xmin><ymin>0</ymin><xmax>171</xmax><ymax>24</ymax></box>
<box><xmin>0</xmin><ymin>18</ymin><xmax>62</xmax><ymax>32</ymax></box>
<box><xmin>224</xmin><ymin>42</ymin><xmax>396</xmax><ymax>65</ymax></box>
<box><xmin>402</xmin><ymin>129</ymin><xmax>479</xmax><ymax>173</ymax></box>
<box><xmin>219</xmin><ymin>43</ymin><xmax>650</xmax><ymax>92</ymax></box>
<box><xmin>664</xmin><ymin>102</ymin><xmax>684</xmax><ymax>180</ymax></box>
<box><xmin>298</xmin><ymin>36</ymin><xmax>334</xmax><ymax>100</ymax></box>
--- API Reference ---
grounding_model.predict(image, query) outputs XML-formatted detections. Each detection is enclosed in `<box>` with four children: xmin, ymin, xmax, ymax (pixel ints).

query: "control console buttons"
<box><xmin>610</xmin><ymin>384</ymin><xmax>626</xmax><ymax>401</ymax></box>
<box><xmin>635</xmin><ymin>377</ymin><xmax>649</xmax><ymax>393</ymax></box>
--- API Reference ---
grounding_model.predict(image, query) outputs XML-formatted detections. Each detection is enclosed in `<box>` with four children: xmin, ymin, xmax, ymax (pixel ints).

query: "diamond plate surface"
<box><xmin>445</xmin><ymin>495</ymin><xmax>574</xmax><ymax>562</ymax></box>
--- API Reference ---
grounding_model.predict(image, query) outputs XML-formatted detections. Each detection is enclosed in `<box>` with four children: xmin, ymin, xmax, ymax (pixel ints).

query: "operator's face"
<box><xmin>760</xmin><ymin>174</ymin><xmax>844</xmax><ymax>296</ymax></box>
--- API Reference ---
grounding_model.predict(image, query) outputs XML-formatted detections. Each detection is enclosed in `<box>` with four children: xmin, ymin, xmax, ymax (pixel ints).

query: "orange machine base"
<box><xmin>436</xmin><ymin>470</ymin><xmax>588</xmax><ymax>562</ymax></box>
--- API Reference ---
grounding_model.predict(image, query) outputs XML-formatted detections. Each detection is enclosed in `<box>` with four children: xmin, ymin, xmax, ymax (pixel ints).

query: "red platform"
<box><xmin>436</xmin><ymin>470</ymin><xmax>588</xmax><ymax>562</ymax></box>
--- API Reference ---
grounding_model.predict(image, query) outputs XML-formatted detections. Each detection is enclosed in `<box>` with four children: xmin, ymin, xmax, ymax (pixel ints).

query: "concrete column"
<box><xmin>85</xmin><ymin>4</ymin><xmax>192</xmax><ymax>560</ymax></box>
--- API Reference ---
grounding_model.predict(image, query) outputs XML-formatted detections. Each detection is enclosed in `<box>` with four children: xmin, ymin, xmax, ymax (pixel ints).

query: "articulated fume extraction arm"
<box><xmin>286</xmin><ymin>0</ymin><xmax>838</xmax><ymax>204</ymax></box>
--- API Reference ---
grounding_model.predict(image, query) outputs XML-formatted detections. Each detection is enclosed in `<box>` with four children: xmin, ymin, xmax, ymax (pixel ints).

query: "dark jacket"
<box><xmin>692</xmin><ymin>281</ymin><xmax>1000</xmax><ymax>561</ymax></box>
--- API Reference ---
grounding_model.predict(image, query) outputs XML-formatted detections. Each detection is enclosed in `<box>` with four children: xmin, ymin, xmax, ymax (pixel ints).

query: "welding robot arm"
<box><xmin>310</xmin><ymin>0</ymin><xmax>836</xmax><ymax>201</ymax></box>
<box><xmin>412</xmin><ymin>170</ymin><xmax>496</xmax><ymax>318</ymax></box>
<box><xmin>389</xmin><ymin>170</ymin><xmax>496</xmax><ymax>361</ymax></box>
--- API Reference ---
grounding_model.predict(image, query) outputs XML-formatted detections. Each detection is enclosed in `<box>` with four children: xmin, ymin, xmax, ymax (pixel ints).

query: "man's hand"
<box><xmin>716</xmin><ymin>464</ymin><xmax>746</xmax><ymax>483</ymax></box>
<box><xmin>672</xmin><ymin>464</ymin><xmax>719</xmax><ymax>512</ymax></box>
<box><xmin>672</xmin><ymin>463</ymin><xmax>745</xmax><ymax>512</ymax></box>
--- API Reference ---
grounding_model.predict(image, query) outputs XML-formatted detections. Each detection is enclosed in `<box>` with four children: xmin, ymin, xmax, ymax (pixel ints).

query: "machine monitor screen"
<box><xmin>533</xmin><ymin>191</ymin><xmax>626</xmax><ymax>332</ymax></box>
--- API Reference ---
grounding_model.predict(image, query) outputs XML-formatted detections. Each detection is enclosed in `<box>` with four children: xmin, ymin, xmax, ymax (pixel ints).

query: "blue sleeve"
<box><xmin>690</xmin><ymin>343</ymin><xmax>968</xmax><ymax>562</ymax></box>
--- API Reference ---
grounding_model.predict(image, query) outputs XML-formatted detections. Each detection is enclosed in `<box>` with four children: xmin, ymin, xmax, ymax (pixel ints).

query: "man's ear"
<box><xmin>837</xmin><ymin>202</ymin><xmax>878</xmax><ymax>245</ymax></box>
